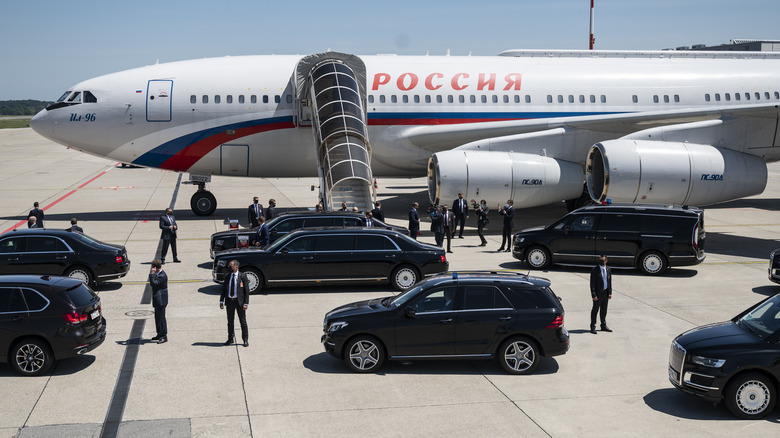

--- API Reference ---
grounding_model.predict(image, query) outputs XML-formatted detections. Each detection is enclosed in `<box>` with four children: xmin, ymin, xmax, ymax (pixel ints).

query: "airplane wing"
<box><xmin>403</xmin><ymin>103</ymin><xmax>780</xmax><ymax>150</ymax></box>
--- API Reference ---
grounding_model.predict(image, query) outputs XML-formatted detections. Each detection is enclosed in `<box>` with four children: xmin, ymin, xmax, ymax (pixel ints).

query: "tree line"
<box><xmin>0</xmin><ymin>100</ymin><xmax>54</xmax><ymax>116</ymax></box>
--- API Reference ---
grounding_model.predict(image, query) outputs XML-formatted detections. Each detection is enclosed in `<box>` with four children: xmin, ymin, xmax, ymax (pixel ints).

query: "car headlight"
<box><xmin>691</xmin><ymin>355</ymin><xmax>725</xmax><ymax>368</ymax></box>
<box><xmin>216</xmin><ymin>239</ymin><xmax>224</xmax><ymax>246</ymax></box>
<box><xmin>216</xmin><ymin>259</ymin><xmax>227</xmax><ymax>267</ymax></box>
<box><xmin>516</xmin><ymin>237</ymin><xmax>525</xmax><ymax>243</ymax></box>
<box><xmin>327</xmin><ymin>321</ymin><xmax>348</xmax><ymax>333</ymax></box>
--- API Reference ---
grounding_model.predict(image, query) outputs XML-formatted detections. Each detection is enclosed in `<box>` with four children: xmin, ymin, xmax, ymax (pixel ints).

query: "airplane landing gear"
<box><xmin>191</xmin><ymin>184</ymin><xmax>217</xmax><ymax>216</ymax></box>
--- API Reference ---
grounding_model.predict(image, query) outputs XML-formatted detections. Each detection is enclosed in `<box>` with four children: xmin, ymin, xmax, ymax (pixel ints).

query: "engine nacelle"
<box><xmin>586</xmin><ymin>140</ymin><xmax>767</xmax><ymax>205</ymax></box>
<box><xmin>427</xmin><ymin>151</ymin><xmax>584</xmax><ymax>208</ymax></box>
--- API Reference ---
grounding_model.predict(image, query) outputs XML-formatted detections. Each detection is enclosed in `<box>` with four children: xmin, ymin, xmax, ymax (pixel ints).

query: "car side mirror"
<box><xmin>404</xmin><ymin>306</ymin><xmax>416</xmax><ymax>319</ymax></box>
<box><xmin>563</xmin><ymin>225</ymin><xmax>570</xmax><ymax>234</ymax></box>
<box><xmin>281</xmin><ymin>248</ymin><xmax>289</xmax><ymax>255</ymax></box>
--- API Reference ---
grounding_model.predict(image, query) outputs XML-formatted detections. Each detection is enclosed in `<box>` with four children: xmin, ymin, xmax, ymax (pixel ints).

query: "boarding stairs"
<box><xmin>294</xmin><ymin>53</ymin><xmax>375</xmax><ymax>212</ymax></box>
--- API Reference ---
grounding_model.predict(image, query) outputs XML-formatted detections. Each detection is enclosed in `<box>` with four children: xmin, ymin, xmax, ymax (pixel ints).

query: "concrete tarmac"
<box><xmin>0</xmin><ymin>128</ymin><xmax>778</xmax><ymax>437</ymax></box>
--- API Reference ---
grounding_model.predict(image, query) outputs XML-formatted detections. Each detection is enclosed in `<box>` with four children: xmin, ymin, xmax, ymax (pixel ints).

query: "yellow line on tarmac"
<box><xmin>701</xmin><ymin>261</ymin><xmax>766</xmax><ymax>265</ymax></box>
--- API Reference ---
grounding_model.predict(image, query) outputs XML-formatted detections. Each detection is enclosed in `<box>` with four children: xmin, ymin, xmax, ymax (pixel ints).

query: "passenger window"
<box><xmin>448</xmin><ymin>95</ymin><xmax>454</xmax><ymax>103</ymax></box>
<box><xmin>715</xmin><ymin>94</ymin><xmax>721</xmax><ymax>101</ymax></box>
<box><xmin>481</xmin><ymin>95</ymin><xmax>488</xmax><ymax>103</ymax></box>
<box><xmin>503</xmin><ymin>287</ymin><xmax>556</xmax><ymax>309</ymax></box>
<box><xmin>674</xmin><ymin>95</ymin><xmax>680</xmax><ymax>102</ymax></box>
<box><xmin>664</xmin><ymin>95</ymin><xmax>669</xmax><ymax>103</ymax></box>
<box><xmin>27</xmin><ymin>237</ymin><xmax>65</xmax><ymax>253</ymax></box>
<box><xmin>190</xmin><ymin>95</ymin><xmax>197</xmax><ymax>104</ymax></box>
<box><xmin>284</xmin><ymin>236</ymin><xmax>314</xmax><ymax>252</ymax></box>
<box><xmin>653</xmin><ymin>95</ymin><xmax>659</xmax><ymax>103</ymax></box>
<box><xmin>424</xmin><ymin>95</ymin><xmax>430</xmax><ymax>103</ymax></box>
<box><xmin>705</xmin><ymin>94</ymin><xmax>710</xmax><ymax>102</ymax></box>
<box><xmin>356</xmin><ymin>235</ymin><xmax>392</xmax><ymax>251</ymax></box>
<box><xmin>273</xmin><ymin>218</ymin><xmax>304</xmax><ymax>233</ymax></box>
<box><xmin>436</xmin><ymin>96</ymin><xmax>442</xmax><ymax>103</ymax></box>
<box><xmin>251</xmin><ymin>95</ymin><xmax>257</xmax><ymax>104</ymax></box>
<box><xmin>368</xmin><ymin>95</ymin><xmax>374</xmax><ymax>103</ymax></box>
<box><xmin>380</xmin><ymin>95</ymin><xmax>386</xmax><ymax>103</ymax></box>
<box><xmin>344</xmin><ymin>218</ymin><xmax>362</xmax><ymax>227</ymax></box>
<box><xmin>412</xmin><ymin>287</ymin><xmax>457</xmax><ymax>313</ymax></box>
<box><xmin>568</xmin><ymin>215</ymin><xmax>596</xmax><ymax>232</ymax></box>
<box><xmin>725</xmin><ymin>93</ymin><xmax>731</xmax><ymax>101</ymax></box>
<box><xmin>227</xmin><ymin>95</ymin><xmax>233</xmax><ymax>104</ymax></box>
<box><xmin>735</xmin><ymin>93</ymin><xmax>741</xmax><ymax>101</ymax></box>
<box><xmin>640</xmin><ymin>216</ymin><xmax>685</xmax><ymax>235</ymax></box>
<box><xmin>275</xmin><ymin>95</ymin><xmax>281</xmax><ymax>103</ymax></box>
<box><xmin>315</xmin><ymin>235</ymin><xmax>353</xmax><ymax>251</ymax></box>
<box><xmin>590</xmin><ymin>95</ymin><xmax>596</xmax><ymax>103</ymax></box>
<box><xmin>0</xmin><ymin>238</ymin><xmax>25</xmax><ymax>253</ymax></box>
<box><xmin>525</xmin><ymin>95</ymin><xmax>531</xmax><ymax>103</ymax></box>
<box><xmin>214</xmin><ymin>95</ymin><xmax>221</xmax><ymax>104</ymax></box>
<box><xmin>304</xmin><ymin>217</ymin><xmax>335</xmax><ymax>227</ymax></box>
<box><xmin>22</xmin><ymin>289</ymin><xmax>48</xmax><ymax>311</ymax></box>
<box><xmin>414</xmin><ymin>95</ymin><xmax>420</xmax><ymax>103</ymax></box>
<box><xmin>470</xmin><ymin>95</ymin><xmax>476</xmax><ymax>103</ymax></box>
<box><xmin>403</xmin><ymin>95</ymin><xmax>409</xmax><ymax>103</ymax></box>
<box><xmin>202</xmin><ymin>95</ymin><xmax>208</xmax><ymax>104</ymax></box>
<box><xmin>391</xmin><ymin>95</ymin><xmax>398</xmax><ymax>103</ymax></box>
<box><xmin>547</xmin><ymin>95</ymin><xmax>553</xmax><ymax>103</ymax></box>
<box><xmin>598</xmin><ymin>214</ymin><xmax>639</xmax><ymax>232</ymax></box>
<box><xmin>0</xmin><ymin>287</ymin><xmax>27</xmax><ymax>313</ymax></box>
<box><xmin>463</xmin><ymin>286</ymin><xmax>497</xmax><ymax>310</ymax></box>
<box><xmin>568</xmin><ymin>95</ymin><xmax>574</xmax><ymax>103</ymax></box>
<box><xmin>580</xmin><ymin>95</ymin><xmax>586</xmax><ymax>103</ymax></box>
<box><xmin>83</xmin><ymin>91</ymin><xmax>98</xmax><ymax>103</ymax></box>
<box><xmin>263</xmin><ymin>95</ymin><xmax>269</xmax><ymax>104</ymax></box>
<box><xmin>632</xmin><ymin>95</ymin><xmax>638</xmax><ymax>103</ymax></box>
<box><xmin>755</xmin><ymin>92</ymin><xmax>760</xmax><ymax>100</ymax></box>
<box><xmin>601</xmin><ymin>95</ymin><xmax>606</xmax><ymax>103</ymax></box>
<box><xmin>459</xmin><ymin>96</ymin><xmax>465</xmax><ymax>103</ymax></box>
<box><xmin>557</xmin><ymin>95</ymin><xmax>563</xmax><ymax>103</ymax></box>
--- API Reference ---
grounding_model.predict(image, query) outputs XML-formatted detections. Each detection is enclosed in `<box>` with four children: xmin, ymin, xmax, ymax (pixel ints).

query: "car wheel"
<box><xmin>390</xmin><ymin>264</ymin><xmax>418</xmax><ymax>291</ymax></box>
<box><xmin>64</xmin><ymin>265</ymin><xmax>94</xmax><ymax>286</ymax></box>
<box><xmin>526</xmin><ymin>246</ymin><xmax>551</xmax><ymax>269</ymax></box>
<box><xmin>345</xmin><ymin>335</ymin><xmax>385</xmax><ymax>373</ymax></box>
<box><xmin>498</xmin><ymin>336</ymin><xmax>540</xmax><ymax>375</ymax></box>
<box><xmin>11</xmin><ymin>338</ymin><xmax>54</xmax><ymax>376</ymax></box>
<box><xmin>240</xmin><ymin>267</ymin><xmax>263</xmax><ymax>294</ymax></box>
<box><xmin>191</xmin><ymin>191</ymin><xmax>217</xmax><ymax>216</ymax></box>
<box><xmin>724</xmin><ymin>372</ymin><xmax>776</xmax><ymax>419</ymax></box>
<box><xmin>638</xmin><ymin>251</ymin><xmax>666</xmax><ymax>275</ymax></box>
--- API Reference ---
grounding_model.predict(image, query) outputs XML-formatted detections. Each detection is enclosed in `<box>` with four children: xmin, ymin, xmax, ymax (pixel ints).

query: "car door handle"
<box><xmin>385</xmin><ymin>254</ymin><xmax>396</xmax><ymax>258</ymax></box>
<box><xmin>438</xmin><ymin>318</ymin><xmax>453</xmax><ymax>324</ymax></box>
<box><xmin>302</xmin><ymin>256</ymin><xmax>314</xmax><ymax>260</ymax></box>
<box><xmin>585</xmin><ymin>236</ymin><xmax>594</xmax><ymax>240</ymax></box>
<box><xmin>7</xmin><ymin>257</ymin><xmax>19</xmax><ymax>261</ymax></box>
<box><xmin>498</xmin><ymin>316</ymin><xmax>513</xmax><ymax>321</ymax></box>
<box><xmin>56</xmin><ymin>256</ymin><xmax>67</xmax><ymax>260</ymax></box>
<box><xmin>13</xmin><ymin>314</ymin><xmax>27</xmax><ymax>321</ymax></box>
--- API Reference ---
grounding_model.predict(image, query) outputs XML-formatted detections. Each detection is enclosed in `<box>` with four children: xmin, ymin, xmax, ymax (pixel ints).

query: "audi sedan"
<box><xmin>212</xmin><ymin>228</ymin><xmax>447</xmax><ymax>293</ymax></box>
<box><xmin>322</xmin><ymin>271</ymin><xmax>569</xmax><ymax>374</ymax></box>
<box><xmin>0</xmin><ymin>229</ymin><xmax>130</xmax><ymax>286</ymax></box>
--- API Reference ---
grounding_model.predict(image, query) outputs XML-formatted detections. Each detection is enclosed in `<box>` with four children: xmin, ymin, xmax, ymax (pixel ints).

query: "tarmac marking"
<box><xmin>120</xmin><ymin>279</ymin><xmax>211</xmax><ymax>285</ymax></box>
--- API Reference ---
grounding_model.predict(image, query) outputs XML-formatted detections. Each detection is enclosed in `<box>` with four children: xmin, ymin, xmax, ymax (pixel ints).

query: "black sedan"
<box><xmin>0</xmin><ymin>275</ymin><xmax>106</xmax><ymax>375</ymax></box>
<box><xmin>669</xmin><ymin>292</ymin><xmax>780</xmax><ymax>419</ymax></box>
<box><xmin>212</xmin><ymin>228</ymin><xmax>447</xmax><ymax>293</ymax></box>
<box><xmin>209</xmin><ymin>212</ymin><xmax>409</xmax><ymax>258</ymax></box>
<box><xmin>0</xmin><ymin>229</ymin><xmax>130</xmax><ymax>286</ymax></box>
<box><xmin>322</xmin><ymin>271</ymin><xmax>569</xmax><ymax>374</ymax></box>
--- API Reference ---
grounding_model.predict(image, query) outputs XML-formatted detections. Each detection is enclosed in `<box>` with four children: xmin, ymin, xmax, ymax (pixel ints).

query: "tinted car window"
<box><xmin>315</xmin><ymin>235</ymin><xmax>353</xmax><ymax>251</ymax></box>
<box><xmin>304</xmin><ymin>217</ymin><xmax>336</xmax><ymax>227</ymax></box>
<box><xmin>60</xmin><ymin>284</ymin><xmax>96</xmax><ymax>308</ymax></box>
<box><xmin>463</xmin><ymin>286</ymin><xmax>499</xmax><ymax>310</ymax></box>
<box><xmin>22</xmin><ymin>288</ymin><xmax>49</xmax><ymax>311</ymax></box>
<box><xmin>0</xmin><ymin>287</ymin><xmax>27</xmax><ymax>313</ymax></box>
<box><xmin>503</xmin><ymin>287</ymin><xmax>556</xmax><ymax>309</ymax></box>
<box><xmin>284</xmin><ymin>236</ymin><xmax>315</xmax><ymax>252</ymax></box>
<box><xmin>27</xmin><ymin>237</ymin><xmax>68</xmax><ymax>253</ymax></box>
<box><xmin>641</xmin><ymin>216</ymin><xmax>688</xmax><ymax>234</ymax></box>
<box><xmin>0</xmin><ymin>237</ymin><xmax>25</xmax><ymax>254</ymax></box>
<box><xmin>274</xmin><ymin>219</ymin><xmax>305</xmax><ymax>233</ymax></box>
<box><xmin>569</xmin><ymin>215</ymin><xmax>597</xmax><ymax>231</ymax></box>
<box><xmin>598</xmin><ymin>214</ymin><xmax>640</xmax><ymax>232</ymax></box>
<box><xmin>356</xmin><ymin>235</ymin><xmax>394</xmax><ymax>251</ymax></box>
<box><xmin>412</xmin><ymin>287</ymin><xmax>457</xmax><ymax>313</ymax></box>
<box><xmin>344</xmin><ymin>218</ymin><xmax>362</xmax><ymax>226</ymax></box>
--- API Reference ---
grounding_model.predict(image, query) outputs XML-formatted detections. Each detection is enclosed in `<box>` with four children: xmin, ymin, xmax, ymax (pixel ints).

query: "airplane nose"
<box><xmin>30</xmin><ymin>109</ymin><xmax>55</xmax><ymax>140</ymax></box>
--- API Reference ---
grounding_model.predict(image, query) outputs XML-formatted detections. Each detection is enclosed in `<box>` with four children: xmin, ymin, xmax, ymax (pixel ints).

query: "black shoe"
<box><xmin>601</xmin><ymin>325</ymin><xmax>613</xmax><ymax>332</ymax></box>
<box><xmin>243</xmin><ymin>341</ymin><xmax>249</xmax><ymax>347</ymax></box>
<box><xmin>160</xmin><ymin>260</ymin><xmax>165</xmax><ymax>264</ymax></box>
<box><xmin>479</xmin><ymin>243</ymin><xmax>487</xmax><ymax>246</ymax></box>
<box><xmin>590</xmin><ymin>327</ymin><xmax>597</xmax><ymax>334</ymax></box>
<box><xmin>157</xmin><ymin>337</ymin><xmax>167</xmax><ymax>344</ymax></box>
<box><xmin>504</xmin><ymin>249</ymin><xmax>511</xmax><ymax>252</ymax></box>
<box><xmin>151</xmin><ymin>335</ymin><xmax>161</xmax><ymax>341</ymax></box>
<box><xmin>458</xmin><ymin>236</ymin><xmax>464</xmax><ymax>239</ymax></box>
<box><xmin>497</xmin><ymin>247</ymin><xmax>504</xmax><ymax>252</ymax></box>
<box><xmin>447</xmin><ymin>250</ymin><xmax>453</xmax><ymax>253</ymax></box>
<box><xmin>224</xmin><ymin>338</ymin><xmax>234</xmax><ymax>345</ymax></box>
<box><xmin>173</xmin><ymin>259</ymin><xmax>181</xmax><ymax>263</ymax></box>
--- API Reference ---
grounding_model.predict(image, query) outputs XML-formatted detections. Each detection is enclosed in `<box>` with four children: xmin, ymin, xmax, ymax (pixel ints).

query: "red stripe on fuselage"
<box><xmin>159</xmin><ymin>121</ymin><xmax>295</xmax><ymax>172</ymax></box>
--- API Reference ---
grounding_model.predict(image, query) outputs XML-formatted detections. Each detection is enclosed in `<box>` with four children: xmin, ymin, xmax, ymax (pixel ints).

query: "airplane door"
<box><xmin>146</xmin><ymin>80</ymin><xmax>173</xmax><ymax>122</ymax></box>
<box><xmin>220</xmin><ymin>144</ymin><xmax>249</xmax><ymax>176</ymax></box>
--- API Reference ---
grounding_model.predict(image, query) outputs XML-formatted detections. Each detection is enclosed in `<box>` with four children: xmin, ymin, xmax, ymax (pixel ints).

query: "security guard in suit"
<box><xmin>149</xmin><ymin>259</ymin><xmax>168</xmax><ymax>344</ymax></box>
<box><xmin>589</xmin><ymin>255</ymin><xmax>613</xmax><ymax>334</ymax></box>
<box><xmin>220</xmin><ymin>260</ymin><xmax>251</xmax><ymax>347</ymax></box>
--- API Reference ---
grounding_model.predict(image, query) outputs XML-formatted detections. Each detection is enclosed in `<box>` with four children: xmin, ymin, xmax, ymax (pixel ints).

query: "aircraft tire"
<box><xmin>191</xmin><ymin>191</ymin><xmax>217</xmax><ymax>216</ymax></box>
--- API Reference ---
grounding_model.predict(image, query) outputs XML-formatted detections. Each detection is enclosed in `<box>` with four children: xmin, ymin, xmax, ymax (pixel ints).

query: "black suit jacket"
<box><xmin>149</xmin><ymin>270</ymin><xmax>169</xmax><ymax>308</ymax></box>
<box><xmin>408</xmin><ymin>208</ymin><xmax>420</xmax><ymax>230</ymax></box>
<box><xmin>430</xmin><ymin>212</ymin><xmax>444</xmax><ymax>233</ymax></box>
<box><xmin>221</xmin><ymin>271</ymin><xmax>250</xmax><ymax>307</ymax></box>
<box><xmin>28</xmin><ymin>208</ymin><xmax>44</xmax><ymax>228</ymax></box>
<box><xmin>371</xmin><ymin>208</ymin><xmax>385</xmax><ymax>222</ymax></box>
<box><xmin>159</xmin><ymin>214</ymin><xmax>177</xmax><ymax>240</ymax></box>
<box><xmin>452</xmin><ymin>198</ymin><xmax>468</xmax><ymax>217</ymax></box>
<box><xmin>248</xmin><ymin>203</ymin><xmax>264</xmax><ymax>227</ymax></box>
<box><xmin>501</xmin><ymin>206</ymin><xmax>515</xmax><ymax>228</ymax></box>
<box><xmin>67</xmin><ymin>225</ymin><xmax>84</xmax><ymax>233</ymax></box>
<box><xmin>590</xmin><ymin>265</ymin><xmax>612</xmax><ymax>297</ymax></box>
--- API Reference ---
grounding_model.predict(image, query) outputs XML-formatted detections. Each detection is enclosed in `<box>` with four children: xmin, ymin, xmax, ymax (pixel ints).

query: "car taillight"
<box><xmin>546</xmin><ymin>315</ymin><xmax>563</xmax><ymax>329</ymax></box>
<box><xmin>64</xmin><ymin>311</ymin><xmax>88</xmax><ymax>325</ymax></box>
<box><xmin>692</xmin><ymin>223</ymin><xmax>700</xmax><ymax>251</ymax></box>
<box><xmin>441</xmin><ymin>254</ymin><xmax>447</xmax><ymax>263</ymax></box>
<box><xmin>116</xmin><ymin>255</ymin><xmax>124</xmax><ymax>263</ymax></box>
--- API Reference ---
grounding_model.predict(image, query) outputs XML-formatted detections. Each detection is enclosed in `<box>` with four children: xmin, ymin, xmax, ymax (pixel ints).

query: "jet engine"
<box><xmin>586</xmin><ymin>139</ymin><xmax>767</xmax><ymax>205</ymax></box>
<box><xmin>427</xmin><ymin>151</ymin><xmax>584</xmax><ymax>208</ymax></box>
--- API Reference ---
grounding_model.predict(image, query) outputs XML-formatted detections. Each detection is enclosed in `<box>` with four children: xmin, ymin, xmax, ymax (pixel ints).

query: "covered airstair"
<box><xmin>294</xmin><ymin>53</ymin><xmax>374</xmax><ymax>211</ymax></box>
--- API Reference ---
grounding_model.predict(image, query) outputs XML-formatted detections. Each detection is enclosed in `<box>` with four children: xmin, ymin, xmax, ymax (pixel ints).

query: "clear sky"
<box><xmin>3</xmin><ymin>0</ymin><xmax>780</xmax><ymax>100</ymax></box>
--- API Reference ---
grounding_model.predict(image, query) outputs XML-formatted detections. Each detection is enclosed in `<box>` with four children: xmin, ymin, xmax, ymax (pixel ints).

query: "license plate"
<box><xmin>91</xmin><ymin>310</ymin><xmax>100</xmax><ymax>320</ymax></box>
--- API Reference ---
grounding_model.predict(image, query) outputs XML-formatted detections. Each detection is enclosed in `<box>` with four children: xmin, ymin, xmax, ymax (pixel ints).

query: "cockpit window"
<box><xmin>83</xmin><ymin>91</ymin><xmax>97</xmax><ymax>103</ymax></box>
<box><xmin>56</xmin><ymin>91</ymin><xmax>72</xmax><ymax>103</ymax></box>
<box><xmin>67</xmin><ymin>92</ymin><xmax>82</xmax><ymax>103</ymax></box>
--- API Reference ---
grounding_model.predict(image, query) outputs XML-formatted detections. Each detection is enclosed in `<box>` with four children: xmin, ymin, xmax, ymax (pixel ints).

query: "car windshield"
<box><xmin>738</xmin><ymin>294</ymin><xmax>780</xmax><ymax>338</ymax></box>
<box><xmin>265</xmin><ymin>216</ymin><xmax>282</xmax><ymax>228</ymax></box>
<box><xmin>266</xmin><ymin>232</ymin><xmax>296</xmax><ymax>251</ymax></box>
<box><xmin>70</xmin><ymin>232</ymin><xmax>105</xmax><ymax>248</ymax></box>
<box><xmin>389</xmin><ymin>283</ymin><xmax>426</xmax><ymax>308</ymax></box>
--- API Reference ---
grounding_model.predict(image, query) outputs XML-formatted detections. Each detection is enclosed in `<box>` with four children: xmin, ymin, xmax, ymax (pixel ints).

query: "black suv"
<box><xmin>213</xmin><ymin>228</ymin><xmax>447</xmax><ymax>293</ymax></box>
<box><xmin>512</xmin><ymin>205</ymin><xmax>705</xmax><ymax>275</ymax></box>
<box><xmin>210</xmin><ymin>212</ymin><xmax>409</xmax><ymax>258</ymax></box>
<box><xmin>0</xmin><ymin>229</ymin><xmax>131</xmax><ymax>286</ymax></box>
<box><xmin>322</xmin><ymin>271</ymin><xmax>569</xmax><ymax>374</ymax></box>
<box><xmin>0</xmin><ymin>275</ymin><xmax>106</xmax><ymax>375</ymax></box>
<box><xmin>769</xmin><ymin>249</ymin><xmax>780</xmax><ymax>284</ymax></box>
<box><xmin>668</xmin><ymin>293</ymin><xmax>780</xmax><ymax>419</ymax></box>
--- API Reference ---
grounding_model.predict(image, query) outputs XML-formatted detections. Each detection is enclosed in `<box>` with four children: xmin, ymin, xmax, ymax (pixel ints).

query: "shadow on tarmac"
<box><xmin>0</xmin><ymin>355</ymin><xmax>99</xmax><ymax>377</ymax></box>
<box><xmin>706</xmin><ymin>232</ymin><xmax>779</xmax><ymax>259</ymax></box>
<box><xmin>752</xmin><ymin>285</ymin><xmax>780</xmax><ymax>296</ymax></box>
<box><xmin>703</xmin><ymin>197</ymin><xmax>780</xmax><ymax>212</ymax></box>
<box><xmin>497</xmin><ymin>261</ymin><xmax>699</xmax><ymax>278</ymax></box>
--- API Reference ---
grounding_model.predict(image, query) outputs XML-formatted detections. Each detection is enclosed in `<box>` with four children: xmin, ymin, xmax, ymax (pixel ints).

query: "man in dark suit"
<box><xmin>589</xmin><ymin>255</ymin><xmax>613</xmax><ymax>334</ymax></box>
<box><xmin>498</xmin><ymin>200</ymin><xmax>514</xmax><ymax>252</ymax></box>
<box><xmin>248</xmin><ymin>197</ymin><xmax>264</xmax><ymax>228</ymax></box>
<box><xmin>28</xmin><ymin>216</ymin><xmax>40</xmax><ymax>228</ymax></box>
<box><xmin>67</xmin><ymin>218</ymin><xmax>83</xmax><ymax>233</ymax></box>
<box><xmin>451</xmin><ymin>193</ymin><xmax>469</xmax><ymax>238</ymax></box>
<box><xmin>159</xmin><ymin>208</ymin><xmax>180</xmax><ymax>264</ymax></box>
<box><xmin>364</xmin><ymin>211</ymin><xmax>375</xmax><ymax>227</ymax></box>
<box><xmin>220</xmin><ymin>260</ymin><xmax>250</xmax><ymax>347</ymax></box>
<box><xmin>265</xmin><ymin>199</ymin><xmax>277</xmax><ymax>220</ymax></box>
<box><xmin>371</xmin><ymin>201</ymin><xmax>385</xmax><ymax>222</ymax></box>
<box><xmin>28</xmin><ymin>202</ymin><xmax>44</xmax><ymax>228</ymax></box>
<box><xmin>430</xmin><ymin>207</ymin><xmax>444</xmax><ymax>247</ymax></box>
<box><xmin>441</xmin><ymin>205</ymin><xmax>453</xmax><ymax>253</ymax></box>
<box><xmin>408</xmin><ymin>202</ymin><xmax>420</xmax><ymax>240</ymax></box>
<box><xmin>254</xmin><ymin>216</ymin><xmax>270</xmax><ymax>247</ymax></box>
<box><xmin>149</xmin><ymin>259</ymin><xmax>168</xmax><ymax>343</ymax></box>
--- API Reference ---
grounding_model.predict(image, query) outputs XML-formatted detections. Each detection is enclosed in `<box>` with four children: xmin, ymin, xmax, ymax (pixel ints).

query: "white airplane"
<box><xmin>31</xmin><ymin>49</ymin><xmax>780</xmax><ymax>216</ymax></box>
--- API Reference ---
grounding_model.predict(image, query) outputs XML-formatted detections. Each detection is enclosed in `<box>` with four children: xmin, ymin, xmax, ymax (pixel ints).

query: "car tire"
<box><xmin>526</xmin><ymin>246</ymin><xmax>551</xmax><ymax>269</ymax></box>
<box><xmin>390</xmin><ymin>264</ymin><xmax>419</xmax><ymax>291</ymax></box>
<box><xmin>638</xmin><ymin>250</ymin><xmax>666</xmax><ymax>275</ymax></box>
<box><xmin>64</xmin><ymin>265</ymin><xmax>94</xmax><ymax>286</ymax></box>
<box><xmin>240</xmin><ymin>267</ymin><xmax>264</xmax><ymax>294</ymax></box>
<box><xmin>11</xmin><ymin>338</ymin><xmax>54</xmax><ymax>376</ymax></box>
<box><xmin>345</xmin><ymin>335</ymin><xmax>385</xmax><ymax>373</ymax></box>
<box><xmin>498</xmin><ymin>336</ymin><xmax>540</xmax><ymax>375</ymax></box>
<box><xmin>191</xmin><ymin>191</ymin><xmax>217</xmax><ymax>216</ymax></box>
<box><xmin>724</xmin><ymin>372</ymin><xmax>777</xmax><ymax>419</ymax></box>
